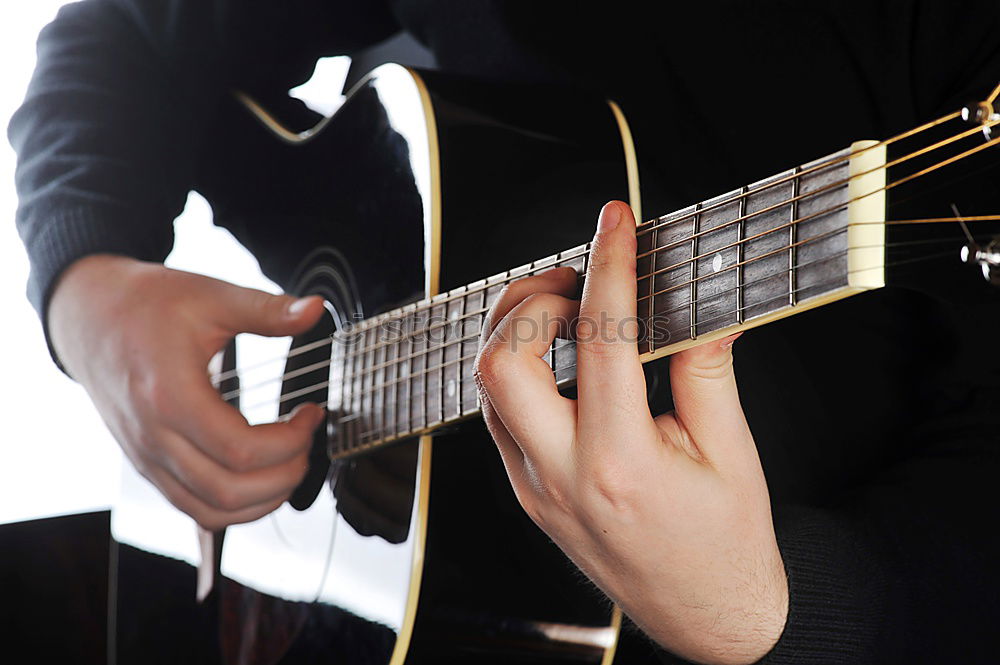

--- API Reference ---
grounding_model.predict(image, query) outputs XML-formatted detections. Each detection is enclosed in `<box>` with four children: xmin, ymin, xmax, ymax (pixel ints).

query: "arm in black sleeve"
<box><xmin>7</xmin><ymin>0</ymin><xmax>398</xmax><ymax>365</ymax></box>
<box><xmin>764</xmin><ymin>413</ymin><xmax>1000</xmax><ymax>663</ymax></box>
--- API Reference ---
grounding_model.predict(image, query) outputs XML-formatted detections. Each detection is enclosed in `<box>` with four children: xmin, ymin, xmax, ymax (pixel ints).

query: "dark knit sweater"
<box><xmin>9</xmin><ymin>1</ymin><xmax>1000</xmax><ymax>663</ymax></box>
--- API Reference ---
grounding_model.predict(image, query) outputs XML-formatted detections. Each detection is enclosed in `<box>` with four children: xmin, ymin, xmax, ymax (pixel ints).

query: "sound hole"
<box><xmin>283</xmin><ymin>302</ymin><xmax>336</xmax><ymax>511</ymax></box>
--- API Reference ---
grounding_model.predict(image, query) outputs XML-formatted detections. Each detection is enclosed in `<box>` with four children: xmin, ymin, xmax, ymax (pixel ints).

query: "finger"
<box><xmin>477</xmin><ymin>383</ymin><xmax>524</xmax><ymax>479</ymax></box>
<box><xmin>205</xmin><ymin>280</ymin><xmax>325</xmax><ymax>338</ymax></box>
<box><xmin>150</xmin><ymin>424</ymin><xmax>311</xmax><ymax>513</ymax></box>
<box><xmin>576</xmin><ymin>201</ymin><xmax>651</xmax><ymax>434</ymax></box>
<box><xmin>476</xmin><ymin>292</ymin><xmax>577</xmax><ymax>462</ymax></box>
<box><xmin>151</xmin><ymin>371</ymin><xmax>325</xmax><ymax>472</ymax></box>
<box><xmin>480</xmin><ymin>267</ymin><xmax>578</xmax><ymax>343</ymax></box>
<box><xmin>127</xmin><ymin>449</ymin><xmax>288</xmax><ymax>531</ymax></box>
<box><xmin>668</xmin><ymin>332</ymin><xmax>755</xmax><ymax>468</ymax></box>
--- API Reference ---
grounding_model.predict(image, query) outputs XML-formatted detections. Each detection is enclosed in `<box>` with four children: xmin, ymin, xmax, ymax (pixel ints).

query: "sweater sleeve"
<box><xmin>7</xmin><ymin>0</ymin><xmax>398</xmax><ymax>366</ymax></box>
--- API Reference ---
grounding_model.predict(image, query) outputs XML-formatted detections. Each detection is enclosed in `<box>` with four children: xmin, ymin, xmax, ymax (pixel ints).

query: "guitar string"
<box><xmin>338</xmin><ymin>121</ymin><xmax>1000</xmax><ymax>357</ymax></box>
<box><xmin>226</xmin><ymin>138</ymin><xmax>1000</xmax><ymax>404</ymax></box>
<box><xmin>213</xmin><ymin>111</ymin><xmax>999</xmax><ymax>387</ymax></box>
<box><xmin>628</xmin><ymin>108</ymin><xmax>965</xmax><ymax>240</ymax></box>
<box><xmin>334</xmin><ymin>80</ymin><xmax>1000</xmax><ymax>440</ymax></box>
<box><xmin>231</xmin><ymin>225</ymin><xmax>880</xmax><ymax>402</ymax></box>
<box><xmin>210</xmin><ymin>106</ymin><xmax>977</xmax><ymax>384</ymax></box>
<box><xmin>347</xmin><ymin>233</ymin><xmax>983</xmax><ymax>396</ymax></box>
<box><xmin>334</xmin><ymin>81</ymin><xmax>1000</xmax><ymax>447</ymax></box>
<box><xmin>225</xmin><ymin>229</ymin><xmax>976</xmax><ymax>403</ymax></box>
<box><xmin>633</xmin><ymin>117</ymin><xmax>998</xmax><ymax>256</ymax></box>
<box><xmin>237</xmin><ymin>232</ymin><xmax>980</xmax><ymax>415</ymax></box>
<box><xmin>316</xmin><ymin>240</ymin><xmax>969</xmax><ymax>447</ymax></box>
<box><xmin>321</xmin><ymin>121</ymin><xmax>998</xmax><ymax>372</ymax></box>
<box><xmin>232</xmin><ymin>206</ymin><xmax>1000</xmax><ymax>408</ymax></box>
<box><xmin>341</xmin><ymin>247</ymin><xmax>966</xmax><ymax>447</ymax></box>
<box><xmin>335</xmin><ymin>114</ymin><xmax>998</xmax><ymax>343</ymax></box>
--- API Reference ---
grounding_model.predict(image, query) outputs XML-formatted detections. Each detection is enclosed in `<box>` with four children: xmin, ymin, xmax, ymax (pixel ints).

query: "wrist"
<box><xmin>694</xmin><ymin>548</ymin><xmax>788</xmax><ymax>665</ymax></box>
<box><xmin>48</xmin><ymin>253</ymin><xmax>145</xmax><ymax>378</ymax></box>
<box><xmin>632</xmin><ymin>542</ymin><xmax>788</xmax><ymax>665</ymax></box>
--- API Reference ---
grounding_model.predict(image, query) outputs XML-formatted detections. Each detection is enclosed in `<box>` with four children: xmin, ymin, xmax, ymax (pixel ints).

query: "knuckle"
<box><xmin>516</xmin><ymin>466</ymin><xmax>571</xmax><ymax>530</ymax></box>
<box><xmin>134</xmin><ymin>374</ymin><xmax>174</xmax><ymax>419</ymax></box>
<box><xmin>196</xmin><ymin>513</ymin><xmax>229</xmax><ymax>532</ymax></box>
<box><xmin>575</xmin><ymin>318</ymin><xmax>627</xmax><ymax>354</ymax></box>
<box><xmin>245</xmin><ymin>288</ymin><xmax>284</xmax><ymax>321</ymax></box>
<box><xmin>207</xmin><ymin>483</ymin><xmax>245</xmax><ymax>513</ymax></box>
<box><xmin>520</xmin><ymin>291</ymin><xmax>559</xmax><ymax>314</ymax></box>
<box><xmin>473</xmin><ymin>347</ymin><xmax>512</xmax><ymax>390</ymax></box>
<box><xmin>673</xmin><ymin>347</ymin><xmax>733</xmax><ymax>381</ymax></box>
<box><xmin>540</xmin><ymin>482</ymin><xmax>573</xmax><ymax>520</ymax></box>
<box><xmin>126</xmin><ymin>451</ymin><xmax>157</xmax><ymax>483</ymax></box>
<box><xmin>582</xmin><ymin>459</ymin><xmax>640</xmax><ymax>517</ymax></box>
<box><xmin>493</xmin><ymin>283</ymin><xmax>517</xmax><ymax>310</ymax></box>
<box><xmin>264</xmin><ymin>293</ymin><xmax>290</xmax><ymax>320</ymax></box>
<box><xmin>218</xmin><ymin>441</ymin><xmax>255</xmax><ymax>472</ymax></box>
<box><xmin>133</xmin><ymin>432</ymin><xmax>167</xmax><ymax>466</ymax></box>
<box><xmin>588</xmin><ymin>234</ymin><xmax>637</xmax><ymax>273</ymax></box>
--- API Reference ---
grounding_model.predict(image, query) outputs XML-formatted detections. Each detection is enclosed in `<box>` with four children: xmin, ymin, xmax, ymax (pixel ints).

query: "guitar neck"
<box><xmin>329</xmin><ymin>141</ymin><xmax>887</xmax><ymax>458</ymax></box>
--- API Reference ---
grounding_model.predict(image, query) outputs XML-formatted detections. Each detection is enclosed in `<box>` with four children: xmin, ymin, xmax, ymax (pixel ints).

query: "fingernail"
<box><xmin>597</xmin><ymin>202</ymin><xmax>623</xmax><ymax>234</ymax></box>
<box><xmin>297</xmin><ymin>403</ymin><xmax>324</xmax><ymax>428</ymax></box>
<box><xmin>311</xmin><ymin>405</ymin><xmax>327</xmax><ymax>427</ymax></box>
<box><xmin>287</xmin><ymin>297</ymin><xmax>312</xmax><ymax>317</ymax></box>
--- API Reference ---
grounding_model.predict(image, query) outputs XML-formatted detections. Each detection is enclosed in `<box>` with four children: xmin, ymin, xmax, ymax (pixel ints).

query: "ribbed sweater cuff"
<box><xmin>22</xmin><ymin>205</ymin><xmax>173</xmax><ymax>372</ymax></box>
<box><xmin>758</xmin><ymin>505</ymin><xmax>889</xmax><ymax>664</ymax></box>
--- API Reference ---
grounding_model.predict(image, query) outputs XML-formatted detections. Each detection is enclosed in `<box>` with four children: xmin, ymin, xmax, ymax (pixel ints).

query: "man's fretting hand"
<box><xmin>49</xmin><ymin>255</ymin><xmax>326</xmax><ymax>530</ymax></box>
<box><xmin>474</xmin><ymin>201</ymin><xmax>788</xmax><ymax>665</ymax></box>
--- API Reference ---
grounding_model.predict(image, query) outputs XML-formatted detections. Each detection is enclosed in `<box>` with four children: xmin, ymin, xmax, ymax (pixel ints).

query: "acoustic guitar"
<box><xmin>110</xmin><ymin>64</ymin><xmax>1000</xmax><ymax>665</ymax></box>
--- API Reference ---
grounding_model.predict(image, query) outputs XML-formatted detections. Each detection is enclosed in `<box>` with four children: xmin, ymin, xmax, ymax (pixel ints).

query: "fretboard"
<box><xmin>328</xmin><ymin>141</ymin><xmax>886</xmax><ymax>457</ymax></box>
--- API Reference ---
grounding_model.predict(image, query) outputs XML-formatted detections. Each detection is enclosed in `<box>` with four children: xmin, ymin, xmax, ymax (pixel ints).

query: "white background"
<box><xmin>0</xmin><ymin>1</ymin><xmax>348</xmax><ymax>524</ymax></box>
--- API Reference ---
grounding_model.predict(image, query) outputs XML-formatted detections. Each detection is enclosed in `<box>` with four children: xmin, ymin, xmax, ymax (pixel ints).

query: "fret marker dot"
<box><xmin>446</xmin><ymin>379</ymin><xmax>456</xmax><ymax>397</ymax></box>
<box><xmin>712</xmin><ymin>253</ymin><xmax>724</xmax><ymax>273</ymax></box>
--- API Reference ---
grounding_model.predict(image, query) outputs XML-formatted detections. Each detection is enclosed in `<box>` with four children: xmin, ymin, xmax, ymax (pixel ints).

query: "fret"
<box><xmin>650</xmin><ymin>205</ymin><xmax>697</xmax><ymax>350</ymax></box>
<box><xmin>442</xmin><ymin>294</ymin><xmax>464</xmax><ymax>421</ymax></box>
<box><xmin>360</xmin><ymin>326</ymin><xmax>376</xmax><ymax>444</ymax></box>
<box><xmin>789</xmin><ymin>167</ymin><xmax>799</xmax><ymax>306</ymax></box>
<box><xmin>396</xmin><ymin>310</ymin><xmax>413</xmax><ymax>435</ymax></box>
<box><xmin>530</xmin><ymin>253</ymin><xmax>558</xmax><ymax>276</ymax></box>
<box><xmin>426</xmin><ymin>303</ymin><xmax>446</xmax><ymax>426</ymax></box>
<box><xmin>509</xmin><ymin>263</ymin><xmax>532</xmax><ymax>280</ymax></box>
<box><xmin>334</xmin><ymin>330</ymin><xmax>353</xmax><ymax>453</ymax></box>
<box><xmin>383</xmin><ymin>319</ymin><xmax>400</xmax><ymax>440</ymax></box>
<box><xmin>689</xmin><ymin>203</ymin><xmax>700</xmax><ymax>340</ymax></box>
<box><xmin>736</xmin><ymin>186</ymin><xmax>747</xmax><ymax>324</ymax></box>
<box><xmin>349</xmin><ymin>328</ymin><xmax>363</xmax><ymax>449</ymax></box>
<box><xmin>484</xmin><ymin>273</ymin><xmax>508</xmax><ymax>314</ymax></box>
<box><xmin>742</xmin><ymin>169</ymin><xmax>796</xmax><ymax>321</ymax></box>
<box><xmin>461</xmin><ymin>287</ymin><xmax>484</xmax><ymax>415</ymax></box>
<box><xmin>545</xmin><ymin>341</ymin><xmax>556</xmax><ymax>371</ymax></box>
<box><xmin>374</xmin><ymin>321</ymin><xmax>389</xmax><ymax>442</ymax></box>
<box><xmin>636</xmin><ymin>216</ymin><xmax>655</xmax><ymax>353</ymax></box>
<box><xmin>556</xmin><ymin>244</ymin><xmax>587</xmax><ymax>275</ymax></box>
<box><xmin>409</xmin><ymin>308</ymin><xmax>428</xmax><ymax>432</ymax></box>
<box><xmin>795</xmin><ymin>151</ymin><xmax>850</xmax><ymax>301</ymax></box>
<box><xmin>552</xmin><ymin>337</ymin><xmax>577</xmax><ymax>385</ymax></box>
<box><xmin>692</xmin><ymin>190</ymin><xmax>741</xmax><ymax>335</ymax></box>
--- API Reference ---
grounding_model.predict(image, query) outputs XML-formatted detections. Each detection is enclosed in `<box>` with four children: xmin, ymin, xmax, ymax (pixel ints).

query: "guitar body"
<box><xmin>112</xmin><ymin>65</ymin><xmax>639</xmax><ymax>664</ymax></box>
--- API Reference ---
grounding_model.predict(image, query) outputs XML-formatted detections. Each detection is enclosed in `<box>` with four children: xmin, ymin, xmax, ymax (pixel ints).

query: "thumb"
<box><xmin>668</xmin><ymin>333</ymin><xmax>754</xmax><ymax>466</ymax></box>
<box><xmin>216</xmin><ymin>284</ymin><xmax>325</xmax><ymax>338</ymax></box>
